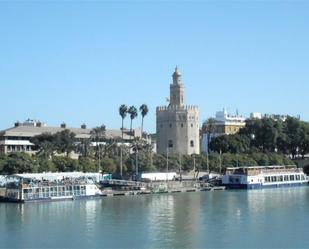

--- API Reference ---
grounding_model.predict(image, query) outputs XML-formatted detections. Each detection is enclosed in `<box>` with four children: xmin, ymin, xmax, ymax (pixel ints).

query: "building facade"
<box><xmin>156</xmin><ymin>67</ymin><xmax>200</xmax><ymax>155</ymax></box>
<box><xmin>0</xmin><ymin>119</ymin><xmax>145</xmax><ymax>156</ymax></box>
<box><xmin>213</xmin><ymin>108</ymin><xmax>246</xmax><ymax>135</ymax></box>
<box><xmin>201</xmin><ymin>108</ymin><xmax>246</xmax><ymax>153</ymax></box>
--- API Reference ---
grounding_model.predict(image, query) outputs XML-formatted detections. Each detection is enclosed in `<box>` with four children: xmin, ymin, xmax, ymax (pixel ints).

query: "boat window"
<box><xmin>284</xmin><ymin>175</ymin><xmax>289</xmax><ymax>181</ymax></box>
<box><xmin>301</xmin><ymin>175</ymin><xmax>305</xmax><ymax>180</ymax></box>
<box><xmin>296</xmin><ymin>175</ymin><xmax>300</xmax><ymax>181</ymax></box>
<box><xmin>279</xmin><ymin>176</ymin><xmax>283</xmax><ymax>182</ymax></box>
<box><xmin>290</xmin><ymin>175</ymin><xmax>295</xmax><ymax>181</ymax></box>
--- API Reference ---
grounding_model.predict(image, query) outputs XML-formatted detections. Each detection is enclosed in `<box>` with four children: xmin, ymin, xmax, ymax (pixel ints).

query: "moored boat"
<box><xmin>222</xmin><ymin>166</ymin><xmax>309</xmax><ymax>189</ymax></box>
<box><xmin>1</xmin><ymin>174</ymin><xmax>102</xmax><ymax>202</ymax></box>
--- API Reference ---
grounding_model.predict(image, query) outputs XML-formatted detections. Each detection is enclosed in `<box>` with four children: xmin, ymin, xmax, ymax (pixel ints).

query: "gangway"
<box><xmin>101</xmin><ymin>179</ymin><xmax>147</xmax><ymax>189</ymax></box>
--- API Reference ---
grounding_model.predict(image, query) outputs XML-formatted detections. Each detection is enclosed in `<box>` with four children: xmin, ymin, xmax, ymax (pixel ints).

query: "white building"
<box><xmin>0</xmin><ymin>119</ymin><xmax>147</xmax><ymax>156</ymax></box>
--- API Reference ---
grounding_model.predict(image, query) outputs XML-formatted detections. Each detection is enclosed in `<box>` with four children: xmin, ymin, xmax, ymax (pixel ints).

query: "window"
<box><xmin>169</xmin><ymin>123</ymin><xmax>172</xmax><ymax>128</ymax></box>
<box><xmin>181</xmin><ymin>123</ymin><xmax>184</xmax><ymax>128</ymax></box>
<box><xmin>168</xmin><ymin>140</ymin><xmax>173</xmax><ymax>148</ymax></box>
<box><xmin>191</xmin><ymin>124</ymin><xmax>193</xmax><ymax>128</ymax></box>
<box><xmin>284</xmin><ymin>175</ymin><xmax>289</xmax><ymax>181</ymax></box>
<box><xmin>290</xmin><ymin>175</ymin><xmax>295</xmax><ymax>181</ymax></box>
<box><xmin>190</xmin><ymin>140</ymin><xmax>194</xmax><ymax>147</ymax></box>
<box><xmin>296</xmin><ymin>175</ymin><xmax>300</xmax><ymax>181</ymax></box>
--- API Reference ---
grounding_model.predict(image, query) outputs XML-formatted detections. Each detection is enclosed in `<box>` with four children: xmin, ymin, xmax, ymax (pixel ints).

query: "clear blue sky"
<box><xmin>1</xmin><ymin>1</ymin><xmax>308</xmax><ymax>133</ymax></box>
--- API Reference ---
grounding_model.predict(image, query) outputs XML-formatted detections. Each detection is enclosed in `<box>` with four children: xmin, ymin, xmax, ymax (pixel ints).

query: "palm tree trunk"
<box><xmin>130</xmin><ymin>119</ymin><xmax>133</xmax><ymax>140</ymax></box>
<box><xmin>141</xmin><ymin>117</ymin><xmax>144</xmax><ymax>139</ymax></box>
<box><xmin>120</xmin><ymin>118</ymin><xmax>124</xmax><ymax>177</ymax></box>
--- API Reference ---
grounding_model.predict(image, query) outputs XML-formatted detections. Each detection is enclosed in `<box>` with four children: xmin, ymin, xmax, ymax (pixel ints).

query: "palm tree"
<box><xmin>128</xmin><ymin>106</ymin><xmax>138</xmax><ymax>139</ymax></box>
<box><xmin>119</xmin><ymin>104</ymin><xmax>128</xmax><ymax>178</ymax></box>
<box><xmin>119</xmin><ymin>105</ymin><xmax>128</xmax><ymax>140</ymax></box>
<box><xmin>202</xmin><ymin>118</ymin><xmax>217</xmax><ymax>172</ymax></box>
<box><xmin>90</xmin><ymin>125</ymin><xmax>106</xmax><ymax>172</ymax></box>
<box><xmin>139</xmin><ymin>104</ymin><xmax>149</xmax><ymax>139</ymax></box>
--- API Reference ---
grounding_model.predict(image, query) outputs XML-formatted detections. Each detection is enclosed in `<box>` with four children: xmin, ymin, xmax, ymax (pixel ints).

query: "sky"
<box><xmin>0</xmin><ymin>1</ymin><xmax>308</xmax><ymax>133</ymax></box>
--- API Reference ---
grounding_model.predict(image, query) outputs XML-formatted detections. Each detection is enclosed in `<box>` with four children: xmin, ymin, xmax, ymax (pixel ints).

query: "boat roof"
<box><xmin>12</xmin><ymin>172</ymin><xmax>103</xmax><ymax>181</ymax></box>
<box><xmin>226</xmin><ymin>165</ymin><xmax>296</xmax><ymax>170</ymax></box>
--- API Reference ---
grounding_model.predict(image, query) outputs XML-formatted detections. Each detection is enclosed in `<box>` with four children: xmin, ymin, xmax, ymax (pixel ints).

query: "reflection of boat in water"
<box><xmin>222</xmin><ymin>166</ymin><xmax>309</xmax><ymax>189</ymax></box>
<box><xmin>1</xmin><ymin>174</ymin><xmax>102</xmax><ymax>202</ymax></box>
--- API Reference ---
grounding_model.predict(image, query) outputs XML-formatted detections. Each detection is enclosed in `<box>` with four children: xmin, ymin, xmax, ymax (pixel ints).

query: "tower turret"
<box><xmin>170</xmin><ymin>66</ymin><xmax>185</xmax><ymax>107</ymax></box>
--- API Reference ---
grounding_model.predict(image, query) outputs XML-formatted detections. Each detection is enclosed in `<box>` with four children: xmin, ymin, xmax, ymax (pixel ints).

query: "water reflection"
<box><xmin>1</xmin><ymin>188</ymin><xmax>309</xmax><ymax>249</ymax></box>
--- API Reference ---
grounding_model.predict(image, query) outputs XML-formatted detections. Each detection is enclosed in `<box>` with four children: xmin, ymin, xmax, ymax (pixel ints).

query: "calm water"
<box><xmin>1</xmin><ymin>187</ymin><xmax>309</xmax><ymax>249</ymax></box>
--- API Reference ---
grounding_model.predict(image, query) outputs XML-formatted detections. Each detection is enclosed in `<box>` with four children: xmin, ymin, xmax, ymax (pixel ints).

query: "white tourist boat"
<box><xmin>222</xmin><ymin>166</ymin><xmax>309</xmax><ymax>189</ymax></box>
<box><xmin>0</xmin><ymin>173</ymin><xmax>102</xmax><ymax>202</ymax></box>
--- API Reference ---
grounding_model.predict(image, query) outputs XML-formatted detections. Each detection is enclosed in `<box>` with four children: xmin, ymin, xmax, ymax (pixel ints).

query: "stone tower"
<box><xmin>156</xmin><ymin>67</ymin><xmax>200</xmax><ymax>155</ymax></box>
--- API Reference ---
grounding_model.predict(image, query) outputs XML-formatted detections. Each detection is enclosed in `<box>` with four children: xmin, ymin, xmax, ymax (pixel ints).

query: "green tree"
<box><xmin>202</xmin><ymin>118</ymin><xmax>217</xmax><ymax>154</ymax></box>
<box><xmin>54</xmin><ymin>129</ymin><xmax>76</xmax><ymax>157</ymax></box>
<box><xmin>90</xmin><ymin>125</ymin><xmax>106</xmax><ymax>171</ymax></box>
<box><xmin>52</xmin><ymin>156</ymin><xmax>79</xmax><ymax>172</ymax></box>
<box><xmin>30</xmin><ymin>132</ymin><xmax>56</xmax><ymax>157</ymax></box>
<box><xmin>128</xmin><ymin>106</ymin><xmax>138</xmax><ymax>139</ymax></box>
<box><xmin>37</xmin><ymin>156</ymin><xmax>56</xmax><ymax>172</ymax></box>
<box><xmin>119</xmin><ymin>104</ymin><xmax>128</xmax><ymax>140</ymax></box>
<box><xmin>119</xmin><ymin>104</ymin><xmax>128</xmax><ymax>177</ymax></box>
<box><xmin>303</xmin><ymin>164</ymin><xmax>309</xmax><ymax>176</ymax></box>
<box><xmin>139</xmin><ymin>104</ymin><xmax>149</xmax><ymax>138</ymax></box>
<box><xmin>2</xmin><ymin>153</ymin><xmax>37</xmax><ymax>174</ymax></box>
<box><xmin>100</xmin><ymin>158</ymin><xmax>117</xmax><ymax>174</ymax></box>
<box><xmin>79</xmin><ymin>157</ymin><xmax>97</xmax><ymax>172</ymax></box>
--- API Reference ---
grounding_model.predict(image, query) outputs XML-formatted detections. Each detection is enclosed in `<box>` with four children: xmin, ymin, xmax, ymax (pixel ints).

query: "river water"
<box><xmin>1</xmin><ymin>187</ymin><xmax>309</xmax><ymax>248</ymax></box>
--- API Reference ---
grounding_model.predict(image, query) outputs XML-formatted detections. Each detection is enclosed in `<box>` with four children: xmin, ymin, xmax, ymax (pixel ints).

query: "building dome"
<box><xmin>172</xmin><ymin>66</ymin><xmax>181</xmax><ymax>77</ymax></box>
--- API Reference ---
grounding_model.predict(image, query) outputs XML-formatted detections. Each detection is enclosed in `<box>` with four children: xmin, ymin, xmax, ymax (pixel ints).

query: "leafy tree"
<box><xmin>303</xmin><ymin>164</ymin><xmax>309</xmax><ymax>176</ymax></box>
<box><xmin>37</xmin><ymin>156</ymin><xmax>56</xmax><ymax>172</ymax></box>
<box><xmin>54</xmin><ymin>130</ymin><xmax>76</xmax><ymax>157</ymax></box>
<box><xmin>30</xmin><ymin>132</ymin><xmax>56</xmax><ymax>157</ymax></box>
<box><xmin>52</xmin><ymin>156</ymin><xmax>79</xmax><ymax>172</ymax></box>
<box><xmin>90</xmin><ymin>125</ymin><xmax>107</xmax><ymax>168</ymax></box>
<box><xmin>2</xmin><ymin>153</ymin><xmax>37</xmax><ymax>174</ymax></box>
<box><xmin>79</xmin><ymin>157</ymin><xmax>97</xmax><ymax>172</ymax></box>
<box><xmin>202</xmin><ymin>118</ymin><xmax>217</xmax><ymax>154</ymax></box>
<box><xmin>100</xmin><ymin>158</ymin><xmax>117</xmax><ymax>174</ymax></box>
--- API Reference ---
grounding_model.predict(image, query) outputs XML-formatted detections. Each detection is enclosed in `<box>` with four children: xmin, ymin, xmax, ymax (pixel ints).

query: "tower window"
<box><xmin>160</xmin><ymin>124</ymin><xmax>163</xmax><ymax>128</ymax></box>
<box><xmin>181</xmin><ymin>123</ymin><xmax>184</xmax><ymax>128</ymax></box>
<box><xmin>168</xmin><ymin>140</ymin><xmax>173</xmax><ymax>148</ymax></box>
<box><xmin>191</xmin><ymin>123</ymin><xmax>193</xmax><ymax>127</ymax></box>
<box><xmin>190</xmin><ymin>140</ymin><xmax>194</xmax><ymax>147</ymax></box>
<box><xmin>169</xmin><ymin>123</ymin><xmax>172</xmax><ymax>128</ymax></box>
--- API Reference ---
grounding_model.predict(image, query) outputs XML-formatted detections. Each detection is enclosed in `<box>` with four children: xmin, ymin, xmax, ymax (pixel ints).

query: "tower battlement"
<box><xmin>156</xmin><ymin>105</ymin><xmax>199</xmax><ymax>112</ymax></box>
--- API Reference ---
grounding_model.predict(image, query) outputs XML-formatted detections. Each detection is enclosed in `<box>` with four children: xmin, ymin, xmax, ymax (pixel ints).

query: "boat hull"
<box><xmin>0</xmin><ymin>194</ymin><xmax>102</xmax><ymax>203</ymax></box>
<box><xmin>224</xmin><ymin>182</ymin><xmax>308</xmax><ymax>190</ymax></box>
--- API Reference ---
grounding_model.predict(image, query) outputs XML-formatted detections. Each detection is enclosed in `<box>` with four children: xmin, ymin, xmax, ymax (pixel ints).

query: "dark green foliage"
<box><xmin>52</xmin><ymin>156</ymin><xmax>80</xmax><ymax>172</ymax></box>
<box><xmin>1</xmin><ymin>153</ymin><xmax>37</xmax><ymax>174</ymax></box>
<box><xmin>303</xmin><ymin>164</ymin><xmax>309</xmax><ymax>176</ymax></box>
<box><xmin>210</xmin><ymin>117</ymin><xmax>309</xmax><ymax>160</ymax></box>
<box><xmin>100</xmin><ymin>158</ymin><xmax>117</xmax><ymax>174</ymax></box>
<box><xmin>78</xmin><ymin>157</ymin><xmax>97</xmax><ymax>173</ymax></box>
<box><xmin>53</xmin><ymin>129</ymin><xmax>76</xmax><ymax>156</ymax></box>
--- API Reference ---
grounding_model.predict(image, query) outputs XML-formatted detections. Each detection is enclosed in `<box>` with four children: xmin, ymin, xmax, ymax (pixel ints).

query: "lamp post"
<box><xmin>135</xmin><ymin>140</ymin><xmax>139</xmax><ymax>179</ymax></box>
<box><xmin>166</xmin><ymin>147</ymin><xmax>169</xmax><ymax>182</ymax></box>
